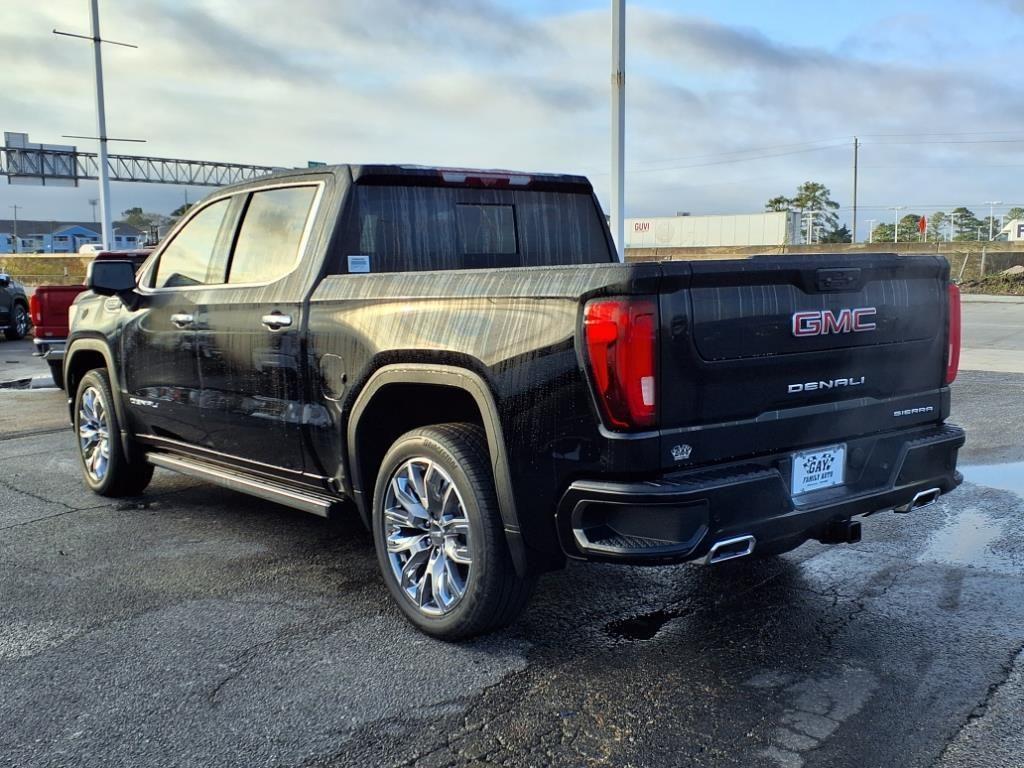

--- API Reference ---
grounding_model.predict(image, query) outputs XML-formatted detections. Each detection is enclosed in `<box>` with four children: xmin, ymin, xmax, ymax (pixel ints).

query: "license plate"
<box><xmin>791</xmin><ymin>444</ymin><xmax>846</xmax><ymax>496</ymax></box>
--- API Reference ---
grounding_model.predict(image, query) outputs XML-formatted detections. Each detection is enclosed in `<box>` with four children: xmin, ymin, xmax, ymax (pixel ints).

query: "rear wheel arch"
<box><xmin>346</xmin><ymin>364</ymin><xmax>528</xmax><ymax>575</ymax></box>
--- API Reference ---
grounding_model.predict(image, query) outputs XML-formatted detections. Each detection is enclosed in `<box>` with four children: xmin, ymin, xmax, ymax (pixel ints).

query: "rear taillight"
<box><xmin>29</xmin><ymin>294</ymin><xmax>41</xmax><ymax>326</ymax></box>
<box><xmin>946</xmin><ymin>283</ymin><xmax>961</xmax><ymax>384</ymax></box>
<box><xmin>583</xmin><ymin>297</ymin><xmax>658</xmax><ymax>430</ymax></box>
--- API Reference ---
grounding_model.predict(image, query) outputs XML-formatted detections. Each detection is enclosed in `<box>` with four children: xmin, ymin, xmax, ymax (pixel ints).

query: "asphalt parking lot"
<box><xmin>1</xmin><ymin>301</ymin><xmax>1023</xmax><ymax>768</ymax></box>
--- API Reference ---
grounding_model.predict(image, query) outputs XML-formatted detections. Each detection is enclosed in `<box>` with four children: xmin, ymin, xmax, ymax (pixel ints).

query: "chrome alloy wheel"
<box><xmin>383</xmin><ymin>458</ymin><xmax>473</xmax><ymax>616</ymax></box>
<box><xmin>78</xmin><ymin>386</ymin><xmax>110</xmax><ymax>482</ymax></box>
<box><xmin>14</xmin><ymin>305</ymin><xmax>29</xmax><ymax>337</ymax></box>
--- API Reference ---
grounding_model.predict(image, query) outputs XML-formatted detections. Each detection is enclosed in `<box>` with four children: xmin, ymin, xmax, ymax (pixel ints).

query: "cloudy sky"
<box><xmin>3</xmin><ymin>0</ymin><xmax>1024</xmax><ymax>234</ymax></box>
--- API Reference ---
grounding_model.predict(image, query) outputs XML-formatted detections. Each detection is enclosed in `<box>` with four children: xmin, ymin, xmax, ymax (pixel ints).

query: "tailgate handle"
<box><xmin>816</xmin><ymin>268</ymin><xmax>862</xmax><ymax>292</ymax></box>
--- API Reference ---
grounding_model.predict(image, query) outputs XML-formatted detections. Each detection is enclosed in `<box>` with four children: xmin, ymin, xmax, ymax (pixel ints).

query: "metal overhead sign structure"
<box><xmin>2</xmin><ymin>132</ymin><xmax>278</xmax><ymax>187</ymax></box>
<box><xmin>2</xmin><ymin>133</ymin><xmax>78</xmax><ymax>187</ymax></box>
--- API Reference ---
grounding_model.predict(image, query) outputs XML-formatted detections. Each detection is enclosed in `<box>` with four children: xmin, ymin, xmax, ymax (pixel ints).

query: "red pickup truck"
<box><xmin>30</xmin><ymin>250</ymin><xmax>151</xmax><ymax>388</ymax></box>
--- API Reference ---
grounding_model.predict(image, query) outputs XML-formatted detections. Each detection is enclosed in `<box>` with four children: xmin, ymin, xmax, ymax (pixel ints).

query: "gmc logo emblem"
<box><xmin>792</xmin><ymin>308</ymin><xmax>877</xmax><ymax>337</ymax></box>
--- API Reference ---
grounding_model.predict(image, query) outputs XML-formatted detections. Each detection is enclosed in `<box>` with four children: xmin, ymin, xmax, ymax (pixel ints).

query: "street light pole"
<box><xmin>890</xmin><ymin>206</ymin><xmax>904</xmax><ymax>244</ymax></box>
<box><xmin>866</xmin><ymin>218</ymin><xmax>876</xmax><ymax>244</ymax></box>
<box><xmin>984</xmin><ymin>200</ymin><xmax>1002</xmax><ymax>241</ymax></box>
<box><xmin>803</xmin><ymin>210</ymin><xmax>817</xmax><ymax>244</ymax></box>
<box><xmin>53</xmin><ymin>2</ymin><xmax>138</xmax><ymax>251</ymax></box>
<box><xmin>88</xmin><ymin>0</ymin><xmax>113</xmax><ymax>250</ymax></box>
<box><xmin>9</xmin><ymin>204</ymin><xmax>20</xmax><ymax>254</ymax></box>
<box><xmin>851</xmin><ymin>136</ymin><xmax>859</xmax><ymax>243</ymax></box>
<box><xmin>610</xmin><ymin>0</ymin><xmax>625</xmax><ymax>263</ymax></box>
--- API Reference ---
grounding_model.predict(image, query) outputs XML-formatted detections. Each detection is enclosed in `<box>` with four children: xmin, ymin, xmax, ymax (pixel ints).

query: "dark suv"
<box><xmin>0</xmin><ymin>272</ymin><xmax>30</xmax><ymax>341</ymax></box>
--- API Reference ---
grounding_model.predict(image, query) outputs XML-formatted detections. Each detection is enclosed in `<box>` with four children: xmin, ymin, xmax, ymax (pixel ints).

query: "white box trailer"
<box><xmin>625</xmin><ymin>211</ymin><xmax>801</xmax><ymax>248</ymax></box>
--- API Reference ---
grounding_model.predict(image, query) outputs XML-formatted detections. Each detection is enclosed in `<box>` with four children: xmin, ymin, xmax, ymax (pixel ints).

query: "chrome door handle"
<box><xmin>261</xmin><ymin>313</ymin><xmax>293</xmax><ymax>330</ymax></box>
<box><xmin>170</xmin><ymin>313</ymin><xmax>194</xmax><ymax>328</ymax></box>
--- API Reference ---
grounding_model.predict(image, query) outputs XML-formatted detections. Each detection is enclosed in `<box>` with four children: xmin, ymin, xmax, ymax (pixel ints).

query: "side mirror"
<box><xmin>0</xmin><ymin>274</ymin><xmax>10</xmax><ymax>288</ymax></box>
<box><xmin>86</xmin><ymin>259</ymin><xmax>137</xmax><ymax>297</ymax></box>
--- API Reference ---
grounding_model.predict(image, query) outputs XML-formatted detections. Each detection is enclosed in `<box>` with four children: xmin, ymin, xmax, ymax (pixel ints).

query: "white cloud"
<box><xmin>2</xmin><ymin>0</ymin><xmax>1023</xmax><ymax>223</ymax></box>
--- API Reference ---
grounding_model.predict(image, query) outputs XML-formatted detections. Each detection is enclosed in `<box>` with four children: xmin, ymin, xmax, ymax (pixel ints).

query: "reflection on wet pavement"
<box><xmin>918</xmin><ymin>507</ymin><xmax>1017</xmax><ymax>573</ymax></box>
<box><xmin>962</xmin><ymin>462</ymin><xmax>1024</xmax><ymax>497</ymax></box>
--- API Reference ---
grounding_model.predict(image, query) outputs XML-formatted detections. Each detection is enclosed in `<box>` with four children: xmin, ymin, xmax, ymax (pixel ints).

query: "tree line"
<box><xmin>867</xmin><ymin>207</ymin><xmax>1024</xmax><ymax>243</ymax></box>
<box><xmin>766</xmin><ymin>182</ymin><xmax>1023</xmax><ymax>243</ymax></box>
<box><xmin>119</xmin><ymin>203</ymin><xmax>195</xmax><ymax>232</ymax></box>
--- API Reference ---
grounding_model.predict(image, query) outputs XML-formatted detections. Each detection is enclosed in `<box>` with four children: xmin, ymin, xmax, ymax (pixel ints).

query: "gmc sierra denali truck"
<box><xmin>65</xmin><ymin>164</ymin><xmax>965</xmax><ymax>638</ymax></box>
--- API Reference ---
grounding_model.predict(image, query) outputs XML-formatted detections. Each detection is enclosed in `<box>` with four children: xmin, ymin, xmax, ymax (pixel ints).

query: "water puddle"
<box><xmin>961</xmin><ymin>462</ymin><xmax>1024</xmax><ymax>497</ymax></box>
<box><xmin>605</xmin><ymin>608</ymin><xmax>679</xmax><ymax>641</ymax></box>
<box><xmin>918</xmin><ymin>507</ymin><xmax>1017</xmax><ymax>573</ymax></box>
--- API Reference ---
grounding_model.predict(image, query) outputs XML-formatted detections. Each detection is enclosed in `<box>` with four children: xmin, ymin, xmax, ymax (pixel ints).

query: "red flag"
<box><xmin>918</xmin><ymin>216</ymin><xmax>927</xmax><ymax>234</ymax></box>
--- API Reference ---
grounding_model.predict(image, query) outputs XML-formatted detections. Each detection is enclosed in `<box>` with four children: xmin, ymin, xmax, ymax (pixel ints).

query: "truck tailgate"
<box><xmin>657</xmin><ymin>254</ymin><xmax>951</xmax><ymax>470</ymax></box>
<box><xmin>31</xmin><ymin>285</ymin><xmax>86</xmax><ymax>340</ymax></box>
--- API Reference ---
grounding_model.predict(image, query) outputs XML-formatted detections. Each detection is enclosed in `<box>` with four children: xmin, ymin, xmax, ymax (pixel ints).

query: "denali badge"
<box><xmin>788</xmin><ymin>376</ymin><xmax>865</xmax><ymax>394</ymax></box>
<box><xmin>792</xmin><ymin>307</ymin><xmax>877</xmax><ymax>337</ymax></box>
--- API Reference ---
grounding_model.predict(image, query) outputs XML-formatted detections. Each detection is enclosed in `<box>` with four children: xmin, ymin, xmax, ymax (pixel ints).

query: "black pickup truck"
<box><xmin>65</xmin><ymin>165</ymin><xmax>965</xmax><ymax>638</ymax></box>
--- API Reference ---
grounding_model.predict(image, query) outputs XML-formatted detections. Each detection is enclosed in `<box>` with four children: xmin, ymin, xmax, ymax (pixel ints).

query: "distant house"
<box><xmin>0</xmin><ymin>219</ymin><xmax>144</xmax><ymax>254</ymax></box>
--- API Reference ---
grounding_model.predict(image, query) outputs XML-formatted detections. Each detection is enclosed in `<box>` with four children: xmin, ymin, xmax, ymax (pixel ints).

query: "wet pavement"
<box><xmin>0</xmin><ymin>369</ymin><xmax>1022</xmax><ymax>767</ymax></box>
<box><xmin>0</xmin><ymin>338</ymin><xmax>51</xmax><ymax>387</ymax></box>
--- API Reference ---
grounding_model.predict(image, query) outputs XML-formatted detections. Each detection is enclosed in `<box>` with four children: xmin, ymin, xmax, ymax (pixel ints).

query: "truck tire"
<box><xmin>48</xmin><ymin>360</ymin><xmax>65</xmax><ymax>391</ymax></box>
<box><xmin>4</xmin><ymin>302</ymin><xmax>29</xmax><ymax>340</ymax></box>
<box><xmin>73</xmin><ymin>369</ymin><xmax>154</xmax><ymax>497</ymax></box>
<box><xmin>372</xmin><ymin>423</ymin><xmax>535</xmax><ymax>640</ymax></box>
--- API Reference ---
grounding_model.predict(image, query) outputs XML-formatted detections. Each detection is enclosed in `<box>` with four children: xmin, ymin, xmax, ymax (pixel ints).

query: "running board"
<box><xmin>146</xmin><ymin>453</ymin><xmax>337</xmax><ymax>518</ymax></box>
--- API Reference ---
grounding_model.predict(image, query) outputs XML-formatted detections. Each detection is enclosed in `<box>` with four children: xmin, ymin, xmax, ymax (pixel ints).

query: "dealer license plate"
<box><xmin>791</xmin><ymin>444</ymin><xmax>846</xmax><ymax>496</ymax></box>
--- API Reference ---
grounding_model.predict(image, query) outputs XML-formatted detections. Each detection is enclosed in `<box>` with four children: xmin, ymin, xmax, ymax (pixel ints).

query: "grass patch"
<box><xmin>960</xmin><ymin>268</ymin><xmax>1024</xmax><ymax>296</ymax></box>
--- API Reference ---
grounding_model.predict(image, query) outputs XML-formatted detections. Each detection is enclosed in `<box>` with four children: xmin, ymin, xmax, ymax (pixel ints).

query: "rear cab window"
<box><xmin>335</xmin><ymin>181</ymin><xmax>613</xmax><ymax>274</ymax></box>
<box><xmin>227</xmin><ymin>185</ymin><xmax>318</xmax><ymax>285</ymax></box>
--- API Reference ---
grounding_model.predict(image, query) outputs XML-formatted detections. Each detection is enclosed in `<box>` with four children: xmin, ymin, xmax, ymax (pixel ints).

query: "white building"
<box><xmin>625</xmin><ymin>211</ymin><xmax>802</xmax><ymax>249</ymax></box>
<box><xmin>1000</xmin><ymin>219</ymin><xmax>1024</xmax><ymax>242</ymax></box>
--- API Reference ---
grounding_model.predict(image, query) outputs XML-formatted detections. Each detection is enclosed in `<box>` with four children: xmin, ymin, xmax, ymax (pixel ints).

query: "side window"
<box><xmin>153</xmin><ymin>199</ymin><xmax>233</xmax><ymax>289</ymax></box>
<box><xmin>227</xmin><ymin>186</ymin><xmax>317</xmax><ymax>285</ymax></box>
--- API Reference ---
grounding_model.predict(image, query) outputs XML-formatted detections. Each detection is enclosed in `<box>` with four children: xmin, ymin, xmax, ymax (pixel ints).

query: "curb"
<box><xmin>961</xmin><ymin>294</ymin><xmax>1024</xmax><ymax>304</ymax></box>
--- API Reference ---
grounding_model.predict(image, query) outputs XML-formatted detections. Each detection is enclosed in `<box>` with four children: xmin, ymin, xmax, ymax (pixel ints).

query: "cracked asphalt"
<box><xmin>1</xmin><ymin>367</ymin><xmax>1022</xmax><ymax>768</ymax></box>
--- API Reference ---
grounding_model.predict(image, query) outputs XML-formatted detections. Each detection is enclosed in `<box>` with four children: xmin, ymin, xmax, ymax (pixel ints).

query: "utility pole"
<box><xmin>890</xmin><ymin>206</ymin><xmax>904</xmax><ymax>244</ymax></box>
<box><xmin>984</xmin><ymin>200</ymin><xmax>1001</xmax><ymax>241</ymax></box>
<box><xmin>53</xmin><ymin>1</ymin><xmax>139</xmax><ymax>251</ymax></box>
<box><xmin>88</xmin><ymin>198</ymin><xmax>98</xmax><ymax>222</ymax></box>
<box><xmin>9</xmin><ymin>204</ymin><xmax>20</xmax><ymax>254</ymax></box>
<box><xmin>851</xmin><ymin>136</ymin><xmax>859</xmax><ymax>243</ymax></box>
<box><xmin>866</xmin><ymin>218</ymin><xmax>876</xmax><ymax>244</ymax></box>
<box><xmin>610</xmin><ymin>0</ymin><xmax>625</xmax><ymax>262</ymax></box>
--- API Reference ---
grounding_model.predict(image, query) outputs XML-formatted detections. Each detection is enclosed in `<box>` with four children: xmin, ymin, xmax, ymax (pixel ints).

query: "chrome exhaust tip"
<box><xmin>705</xmin><ymin>535</ymin><xmax>756</xmax><ymax>565</ymax></box>
<box><xmin>894</xmin><ymin>487</ymin><xmax>941</xmax><ymax>514</ymax></box>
